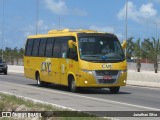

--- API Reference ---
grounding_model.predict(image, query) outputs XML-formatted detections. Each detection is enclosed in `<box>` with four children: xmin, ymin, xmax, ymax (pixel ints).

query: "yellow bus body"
<box><xmin>24</xmin><ymin>29</ymin><xmax>127</xmax><ymax>92</ymax></box>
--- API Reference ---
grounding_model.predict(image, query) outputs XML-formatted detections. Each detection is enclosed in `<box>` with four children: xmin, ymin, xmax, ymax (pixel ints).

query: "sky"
<box><xmin>0</xmin><ymin>0</ymin><xmax>160</xmax><ymax>49</ymax></box>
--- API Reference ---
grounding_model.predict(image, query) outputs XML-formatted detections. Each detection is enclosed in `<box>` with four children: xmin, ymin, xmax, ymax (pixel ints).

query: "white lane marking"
<box><xmin>127</xmin><ymin>85</ymin><xmax>160</xmax><ymax>90</ymax></box>
<box><xmin>7</xmin><ymin>72</ymin><xmax>160</xmax><ymax>90</ymax></box>
<box><xmin>0</xmin><ymin>81</ymin><xmax>160</xmax><ymax>111</ymax></box>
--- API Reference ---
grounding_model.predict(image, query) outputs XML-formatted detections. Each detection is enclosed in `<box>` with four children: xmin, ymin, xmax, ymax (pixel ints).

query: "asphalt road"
<box><xmin>0</xmin><ymin>73</ymin><xmax>160</xmax><ymax>118</ymax></box>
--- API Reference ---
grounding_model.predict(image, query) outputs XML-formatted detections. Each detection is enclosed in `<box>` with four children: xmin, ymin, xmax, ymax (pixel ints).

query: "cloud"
<box><xmin>45</xmin><ymin>0</ymin><xmax>87</xmax><ymax>16</ymax></box>
<box><xmin>90</xmin><ymin>25</ymin><xmax>124</xmax><ymax>40</ymax></box>
<box><xmin>140</xmin><ymin>3</ymin><xmax>157</xmax><ymax>18</ymax></box>
<box><xmin>37</xmin><ymin>20</ymin><xmax>49</xmax><ymax>31</ymax></box>
<box><xmin>118</xmin><ymin>2</ymin><xmax>157</xmax><ymax>22</ymax></box>
<box><xmin>45</xmin><ymin>0</ymin><xmax>68</xmax><ymax>15</ymax></box>
<box><xmin>23</xmin><ymin>19</ymin><xmax>55</xmax><ymax>37</ymax></box>
<box><xmin>90</xmin><ymin>25</ymin><xmax>115</xmax><ymax>33</ymax></box>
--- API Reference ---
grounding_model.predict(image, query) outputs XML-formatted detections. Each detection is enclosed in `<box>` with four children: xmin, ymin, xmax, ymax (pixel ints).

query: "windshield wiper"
<box><xmin>82</xmin><ymin>55</ymin><xmax>101</xmax><ymax>58</ymax></box>
<box><xmin>106</xmin><ymin>56</ymin><xmax>123</xmax><ymax>60</ymax></box>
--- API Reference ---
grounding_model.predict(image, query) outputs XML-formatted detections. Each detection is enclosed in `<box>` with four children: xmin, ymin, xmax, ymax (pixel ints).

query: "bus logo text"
<box><xmin>102</xmin><ymin>64</ymin><xmax>112</xmax><ymax>69</ymax></box>
<box><xmin>41</xmin><ymin>62</ymin><xmax>52</xmax><ymax>72</ymax></box>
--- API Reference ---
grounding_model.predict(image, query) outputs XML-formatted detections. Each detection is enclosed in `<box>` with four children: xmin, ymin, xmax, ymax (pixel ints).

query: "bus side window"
<box><xmin>45</xmin><ymin>38</ymin><xmax>54</xmax><ymax>57</ymax></box>
<box><xmin>25</xmin><ymin>39</ymin><xmax>34</xmax><ymax>56</ymax></box>
<box><xmin>39</xmin><ymin>38</ymin><xmax>47</xmax><ymax>57</ymax></box>
<box><xmin>53</xmin><ymin>38</ymin><xmax>61</xmax><ymax>58</ymax></box>
<box><xmin>61</xmin><ymin>43</ymin><xmax>67</xmax><ymax>58</ymax></box>
<box><xmin>32</xmin><ymin>39</ymin><xmax>40</xmax><ymax>56</ymax></box>
<box><xmin>60</xmin><ymin>38</ymin><xmax>68</xmax><ymax>58</ymax></box>
<box><xmin>68</xmin><ymin>46</ymin><xmax>78</xmax><ymax>61</ymax></box>
<box><xmin>67</xmin><ymin>37</ymin><xmax>78</xmax><ymax>61</ymax></box>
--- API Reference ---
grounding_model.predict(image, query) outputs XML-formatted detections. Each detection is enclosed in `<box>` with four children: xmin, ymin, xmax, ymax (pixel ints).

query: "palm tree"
<box><xmin>126</xmin><ymin>37</ymin><xmax>135</xmax><ymax>59</ymax></box>
<box><xmin>13</xmin><ymin>47</ymin><xmax>19</xmax><ymax>65</ymax></box>
<box><xmin>142</xmin><ymin>38</ymin><xmax>160</xmax><ymax>73</ymax></box>
<box><xmin>133</xmin><ymin>38</ymin><xmax>142</xmax><ymax>72</ymax></box>
<box><xmin>3</xmin><ymin>47</ymin><xmax>12</xmax><ymax>63</ymax></box>
<box><xmin>18</xmin><ymin>48</ymin><xmax>24</xmax><ymax>65</ymax></box>
<box><xmin>19</xmin><ymin>48</ymin><xmax>24</xmax><ymax>61</ymax></box>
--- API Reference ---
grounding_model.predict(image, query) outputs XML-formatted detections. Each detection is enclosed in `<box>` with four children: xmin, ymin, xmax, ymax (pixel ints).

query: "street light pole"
<box><xmin>154</xmin><ymin>22</ymin><xmax>158</xmax><ymax>39</ymax></box>
<box><xmin>125</xmin><ymin>0</ymin><xmax>128</xmax><ymax>57</ymax></box>
<box><xmin>147</xmin><ymin>19</ymin><xmax>149</xmax><ymax>39</ymax></box>
<box><xmin>1</xmin><ymin>0</ymin><xmax>4</xmax><ymax>59</ymax></box>
<box><xmin>58</xmin><ymin>16</ymin><xmax>61</xmax><ymax>29</ymax></box>
<box><xmin>36</xmin><ymin>0</ymin><xmax>39</xmax><ymax>34</ymax></box>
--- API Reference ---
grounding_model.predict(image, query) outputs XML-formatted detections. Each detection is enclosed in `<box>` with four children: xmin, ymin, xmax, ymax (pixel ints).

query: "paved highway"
<box><xmin>0</xmin><ymin>73</ymin><xmax>160</xmax><ymax>118</ymax></box>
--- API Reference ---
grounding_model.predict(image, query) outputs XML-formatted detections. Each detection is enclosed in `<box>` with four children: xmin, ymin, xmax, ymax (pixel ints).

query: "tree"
<box><xmin>3</xmin><ymin>47</ymin><xmax>12</xmax><ymax>63</ymax></box>
<box><xmin>13</xmin><ymin>47</ymin><xmax>19</xmax><ymax>65</ymax></box>
<box><xmin>126</xmin><ymin>37</ymin><xmax>135</xmax><ymax>59</ymax></box>
<box><xmin>19</xmin><ymin>48</ymin><xmax>24</xmax><ymax>61</ymax></box>
<box><xmin>142</xmin><ymin>38</ymin><xmax>160</xmax><ymax>73</ymax></box>
<box><xmin>133</xmin><ymin>39</ymin><xmax>142</xmax><ymax>72</ymax></box>
<box><xmin>3</xmin><ymin>47</ymin><xmax>24</xmax><ymax>65</ymax></box>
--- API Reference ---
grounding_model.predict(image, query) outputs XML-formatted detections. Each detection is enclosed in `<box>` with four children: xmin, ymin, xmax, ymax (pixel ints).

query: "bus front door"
<box><xmin>50</xmin><ymin>58</ymin><xmax>61</xmax><ymax>84</ymax></box>
<box><xmin>60</xmin><ymin>59</ymin><xmax>68</xmax><ymax>85</ymax></box>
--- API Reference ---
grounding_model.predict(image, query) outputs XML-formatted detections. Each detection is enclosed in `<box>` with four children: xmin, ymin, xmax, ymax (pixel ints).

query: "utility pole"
<box><xmin>154</xmin><ymin>22</ymin><xmax>158</xmax><ymax>39</ymax></box>
<box><xmin>1</xmin><ymin>0</ymin><xmax>4</xmax><ymax>59</ymax></box>
<box><xmin>147</xmin><ymin>19</ymin><xmax>149</xmax><ymax>39</ymax></box>
<box><xmin>125</xmin><ymin>0</ymin><xmax>128</xmax><ymax>57</ymax></box>
<box><xmin>58</xmin><ymin>16</ymin><xmax>61</xmax><ymax>29</ymax></box>
<box><xmin>36</xmin><ymin>0</ymin><xmax>39</xmax><ymax>34</ymax></box>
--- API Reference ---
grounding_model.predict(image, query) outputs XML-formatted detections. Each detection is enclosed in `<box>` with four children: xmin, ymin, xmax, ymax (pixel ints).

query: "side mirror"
<box><xmin>68</xmin><ymin>40</ymin><xmax>74</xmax><ymax>49</ymax></box>
<box><xmin>122</xmin><ymin>41</ymin><xmax>127</xmax><ymax>49</ymax></box>
<box><xmin>68</xmin><ymin>40</ymin><xmax>77</xmax><ymax>48</ymax></box>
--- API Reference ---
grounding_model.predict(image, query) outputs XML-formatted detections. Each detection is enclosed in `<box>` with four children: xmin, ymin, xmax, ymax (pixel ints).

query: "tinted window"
<box><xmin>45</xmin><ymin>38</ymin><xmax>54</xmax><ymax>57</ymax></box>
<box><xmin>53</xmin><ymin>37</ymin><xmax>69</xmax><ymax>58</ymax></box>
<box><xmin>60</xmin><ymin>38</ymin><xmax>68</xmax><ymax>58</ymax></box>
<box><xmin>25</xmin><ymin>39</ymin><xmax>34</xmax><ymax>56</ymax></box>
<box><xmin>53</xmin><ymin>38</ymin><xmax>62</xmax><ymax>58</ymax></box>
<box><xmin>39</xmin><ymin>38</ymin><xmax>47</xmax><ymax>57</ymax></box>
<box><xmin>32</xmin><ymin>39</ymin><xmax>40</xmax><ymax>56</ymax></box>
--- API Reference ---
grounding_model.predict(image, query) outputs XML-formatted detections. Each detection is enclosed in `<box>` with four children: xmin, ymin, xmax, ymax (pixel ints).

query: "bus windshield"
<box><xmin>78</xmin><ymin>36</ymin><xmax>125</xmax><ymax>62</ymax></box>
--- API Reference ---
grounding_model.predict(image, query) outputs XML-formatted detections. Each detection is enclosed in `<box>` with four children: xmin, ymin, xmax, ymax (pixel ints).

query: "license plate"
<box><xmin>103</xmin><ymin>76</ymin><xmax>112</xmax><ymax>80</ymax></box>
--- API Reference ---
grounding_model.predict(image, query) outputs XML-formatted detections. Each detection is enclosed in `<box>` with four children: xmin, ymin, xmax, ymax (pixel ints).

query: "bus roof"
<box><xmin>48</xmin><ymin>28</ymin><xmax>98</xmax><ymax>34</ymax></box>
<box><xmin>28</xmin><ymin>28</ymin><xmax>115</xmax><ymax>38</ymax></box>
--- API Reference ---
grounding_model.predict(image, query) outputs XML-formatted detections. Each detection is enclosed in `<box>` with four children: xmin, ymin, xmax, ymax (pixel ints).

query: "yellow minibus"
<box><xmin>24</xmin><ymin>29</ymin><xmax>127</xmax><ymax>93</ymax></box>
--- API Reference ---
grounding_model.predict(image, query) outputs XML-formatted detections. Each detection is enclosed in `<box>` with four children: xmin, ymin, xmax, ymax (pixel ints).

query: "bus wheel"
<box><xmin>109</xmin><ymin>87</ymin><xmax>120</xmax><ymax>94</ymax></box>
<box><xmin>70</xmin><ymin>79</ymin><xmax>77</xmax><ymax>93</ymax></box>
<box><xmin>36</xmin><ymin>74</ymin><xmax>44</xmax><ymax>87</ymax></box>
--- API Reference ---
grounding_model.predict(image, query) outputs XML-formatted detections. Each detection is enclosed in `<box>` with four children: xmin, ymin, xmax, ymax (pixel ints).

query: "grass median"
<box><xmin>0</xmin><ymin>93</ymin><xmax>107</xmax><ymax>120</ymax></box>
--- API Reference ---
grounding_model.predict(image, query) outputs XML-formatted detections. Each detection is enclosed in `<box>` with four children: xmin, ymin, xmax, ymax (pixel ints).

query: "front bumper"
<box><xmin>76</xmin><ymin>71</ymin><xmax>127</xmax><ymax>88</ymax></box>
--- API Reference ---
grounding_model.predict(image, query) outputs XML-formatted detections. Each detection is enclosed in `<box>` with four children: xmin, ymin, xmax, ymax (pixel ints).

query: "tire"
<box><xmin>4</xmin><ymin>70</ymin><xmax>7</xmax><ymax>75</ymax></box>
<box><xmin>36</xmin><ymin>74</ymin><xmax>45</xmax><ymax>87</ymax></box>
<box><xmin>109</xmin><ymin>87</ymin><xmax>120</xmax><ymax>94</ymax></box>
<box><xmin>70</xmin><ymin>79</ymin><xmax>78</xmax><ymax>93</ymax></box>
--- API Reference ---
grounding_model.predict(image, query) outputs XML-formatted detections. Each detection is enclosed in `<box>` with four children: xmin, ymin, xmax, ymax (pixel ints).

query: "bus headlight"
<box><xmin>81</xmin><ymin>69</ymin><xmax>93</xmax><ymax>74</ymax></box>
<box><xmin>120</xmin><ymin>69</ymin><xmax>127</xmax><ymax>75</ymax></box>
